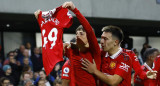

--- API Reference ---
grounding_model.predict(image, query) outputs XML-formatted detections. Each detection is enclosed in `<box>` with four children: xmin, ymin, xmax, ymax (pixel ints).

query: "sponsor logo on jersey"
<box><xmin>119</xmin><ymin>62</ymin><xmax>130</xmax><ymax>72</ymax></box>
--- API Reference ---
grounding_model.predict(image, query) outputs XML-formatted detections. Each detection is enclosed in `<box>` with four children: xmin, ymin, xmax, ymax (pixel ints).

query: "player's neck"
<box><xmin>79</xmin><ymin>46</ymin><xmax>88</xmax><ymax>53</ymax></box>
<box><xmin>146</xmin><ymin>61</ymin><xmax>153</xmax><ymax>68</ymax></box>
<box><xmin>108</xmin><ymin>46</ymin><xmax>120</xmax><ymax>56</ymax></box>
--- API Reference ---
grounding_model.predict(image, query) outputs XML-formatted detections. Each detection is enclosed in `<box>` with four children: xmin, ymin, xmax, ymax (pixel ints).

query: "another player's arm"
<box><xmin>131</xmin><ymin>52</ymin><xmax>157</xmax><ymax>79</ymax></box>
<box><xmin>62</xmin><ymin>1</ymin><xmax>101</xmax><ymax>69</ymax></box>
<box><xmin>81</xmin><ymin>59</ymin><xmax>123</xmax><ymax>86</ymax></box>
<box><xmin>62</xmin><ymin>79</ymin><xmax>70</xmax><ymax>86</ymax></box>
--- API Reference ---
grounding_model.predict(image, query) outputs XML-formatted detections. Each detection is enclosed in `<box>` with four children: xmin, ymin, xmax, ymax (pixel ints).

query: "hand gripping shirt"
<box><xmin>37</xmin><ymin>6</ymin><xmax>73</xmax><ymax>75</ymax></box>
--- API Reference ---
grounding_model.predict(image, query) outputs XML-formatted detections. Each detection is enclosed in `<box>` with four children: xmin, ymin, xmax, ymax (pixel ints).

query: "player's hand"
<box><xmin>62</xmin><ymin>1</ymin><xmax>75</xmax><ymax>10</ymax></box>
<box><xmin>34</xmin><ymin>9</ymin><xmax>41</xmax><ymax>19</ymax></box>
<box><xmin>63</xmin><ymin>42</ymin><xmax>70</xmax><ymax>55</ymax></box>
<box><xmin>81</xmin><ymin>59</ymin><xmax>97</xmax><ymax>74</ymax></box>
<box><xmin>146</xmin><ymin>71</ymin><xmax>157</xmax><ymax>79</ymax></box>
<box><xmin>76</xmin><ymin>37</ymin><xmax>89</xmax><ymax>48</ymax></box>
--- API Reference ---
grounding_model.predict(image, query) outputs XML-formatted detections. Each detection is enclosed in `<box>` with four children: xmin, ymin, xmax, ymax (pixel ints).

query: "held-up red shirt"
<box><xmin>37</xmin><ymin>6</ymin><xmax>73</xmax><ymax>75</ymax></box>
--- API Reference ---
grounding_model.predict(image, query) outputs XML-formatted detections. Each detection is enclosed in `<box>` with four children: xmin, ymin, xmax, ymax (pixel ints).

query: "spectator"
<box><xmin>0</xmin><ymin>77</ymin><xmax>10</xmax><ymax>86</ymax></box>
<box><xmin>1</xmin><ymin>65</ymin><xmax>15</xmax><ymax>86</ymax></box>
<box><xmin>16</xmin><ymin>45</ymin><xmax>25</xmax><ymax>61</ymax></box>
<box><xmin>25</xmin><ymin>42</ymin><xmax>32</xmax><ymax>57</ymax></box>
<box><xmin>38</xmin><ymin>79</ymin><xmax>45</xmax><ymax>86</ymax></box>
<box><xmin>53</xmin><ymin>79</ymin><xmax>62</xmax><ymax>86</ymax></box>
<box><xmin>3</xmin><ymin>51</ymin><xmax>14</xmax><ymax>65</ymax></box>
<box><xmin>34</xmin><ymin>70</ymin><xmax>54</xmax><ymax>86</ymax></box>
<box><xmin>24</xmin><ymin>79</ymin><xmax>33</xmax><ymax>86</ymax></box>
<box><xmin>19</xmin><ymin>71</ymin><xmax>33</xmax><ymax>86</ymax></box>
<box><xmin>23</xmin><ymin>57</ymin><xmax>33</xmax><ymax>70</ymax></box>
<box><xmin>18</xmin><ymin>49</ymin><xmax>32</xmax><ymax>68</ymax></box>
<box><xmin>51</xmin><ymin>63</ymin><xmax>61</xmax><ymax>80</ymax></box>
<box><xmin>31</xmin><ymin>48</ymin><xmax>43</xmax><ymax>72</ymax></box>
<box><xmin>141</xmin><ymin>43</ymin><xmax>151</xmax><ymax>62</ymax></box>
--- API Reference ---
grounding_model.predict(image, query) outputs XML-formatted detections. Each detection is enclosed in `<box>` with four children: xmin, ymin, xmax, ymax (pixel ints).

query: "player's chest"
<box><xmin>101</xmin><ymin>58</ymin><xmax>119</xmax><ymax>74</ymax></box>
<box><xmin>72</xmin><ymin>52</ymin><xmax>93</xmax><ymax>64</ymax></box>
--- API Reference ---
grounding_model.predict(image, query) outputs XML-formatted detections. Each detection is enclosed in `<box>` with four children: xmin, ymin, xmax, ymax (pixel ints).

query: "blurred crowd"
<box><xmin>0</xmin><ymin>42</ymin><xmax>65</xmax><ymax>86</ymax></box>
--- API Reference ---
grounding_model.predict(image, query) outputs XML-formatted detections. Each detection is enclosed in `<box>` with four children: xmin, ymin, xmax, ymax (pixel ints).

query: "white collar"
<box><xmin>144</xmin><ymin>62</ymin><xmax>155</xmax><ymax>71</ymax></box>
<box><xmin>105</xmin><ymin>47</ymin><xmax>122</xmax><ymax>59</ymax></box>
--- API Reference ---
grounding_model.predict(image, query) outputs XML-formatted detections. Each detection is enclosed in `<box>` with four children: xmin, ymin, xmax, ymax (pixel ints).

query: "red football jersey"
<box><xmin>65</xmin><ymin>8</ymin><xmax>101</xmax><ymax>86</ymax></box>
<box><xmin>37</xmin><ymin>6</ymin><xmax>73</xmax><ymax>75</ymax></box>
<box><xmin>122</xmin><ymin>48</ymin><xmax>147</xmax><ymax>80</ymax></box>
<box><xmin>154</xmin><ymin>55</ymin><xmax>160</xmax><ymax>86</ymax></box>
<box><xmin>134</xmin><ymin>65</ymin><xmax>157</xmax><ymax>86</ymax></box>
<box><xmin>101</xmin><ymin>48</ymin><xmax>132</xmax><ymax>86</ymax></box>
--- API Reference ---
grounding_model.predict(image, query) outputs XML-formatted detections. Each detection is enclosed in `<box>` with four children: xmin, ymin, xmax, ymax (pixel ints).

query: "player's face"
<box><xmin>151</xmin><ymin>51</ymin><xmax>159</xmax><ymax>62</ymax></box>
<box><xmin>76</xmin><ymin>30</ymin><xmax>88</xmax><ymax>47</ymax></box>
<box><xmin>100</xmin><ymin>32</ymin><xmax>116</xmax><ymax>52</ymax></box>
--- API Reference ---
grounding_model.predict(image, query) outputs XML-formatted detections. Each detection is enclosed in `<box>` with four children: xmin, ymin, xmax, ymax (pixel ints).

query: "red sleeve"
<box><xmin>61</xmin><ymin>60</ymin><xmax>71</xmax><ymax>80</ymax></box>
<box><xmin>72</xmin><ymin>8</ymin><xmax>101</xmax><ymax>70</ymax></box>
<box><xmin>134</xmin><ymin>66</ymin><xmax>145</xmax><ymax>85</ymax></box>
<box><xmin>131</xmin><ymin>52</ymin><xmax>147</xmax><ymax>80</ymax></box>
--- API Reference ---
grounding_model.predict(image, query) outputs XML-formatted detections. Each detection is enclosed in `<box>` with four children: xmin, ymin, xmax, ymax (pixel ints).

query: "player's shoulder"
<box><xmin>122</xmin><ymin>48</ymin><xmax>134</xmax><ymax>54</ymax></box>
<box><xmin>119</xmin><ymin>52</ymin><xmax>132</xmax><ymax>62</ymax></box>
<box><xmin>101</xmin><ymin>50</ymin><xmax>106</xmax><ymax>57</ymax></box>
<box><xmin>63</xmin><ymin>60</ymin><xmax>71</xmax><ymax>67</ymax></box>
<box><xmin>155</xmin><ymin>55</ymin><xmax>160</xmax><ymax>62</ymax></box>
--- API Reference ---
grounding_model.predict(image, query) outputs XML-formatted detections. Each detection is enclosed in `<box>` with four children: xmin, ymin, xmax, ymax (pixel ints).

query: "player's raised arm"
<box><xmin>62</xmin><ymin>1</ymin><xmax>101</xmax><ymax>70</ymax></box>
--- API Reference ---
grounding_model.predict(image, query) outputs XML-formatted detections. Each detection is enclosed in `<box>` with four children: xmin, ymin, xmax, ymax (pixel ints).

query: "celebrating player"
<box><xmin>134</xmin><ymin>48</ymin><xmax>158</xmax><ymax>86</ymax></box>
<box><xmin>82</xmin><ymin>25</ymin><xmax>133</xmax><ymax>86</ymax></box>
<box><xmin>62</xmin><ymin>1</ymin><xmax>101</xmax><ymax>86</ymax></box>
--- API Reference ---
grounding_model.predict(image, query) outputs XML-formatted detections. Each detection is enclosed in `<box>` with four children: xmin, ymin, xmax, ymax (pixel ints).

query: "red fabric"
<box><xmin>64</xmin><ymin>8</ymin><xmax>101</xmax><ymax>86</ymax></box>
<box><xmin>122</xmin><ymin>48</ymin><xmax>147</xmax><ymax>80</ymax></box>
<box><xmin>61</xmin><ymin>60</ymin><xmax>71</xmax><ymax>80</ymax></box>
<box><xmin>61</xmin><ymin>60</ymin><xmax>71</xmax><ymax>86</ymax></box>
<box><xmin>101</xmin><ymin>52</ymin><xmax>132</xmax><ymax>86</ymax></box>
<box><xmin>154</xmin><ymin>55</ymin><xmax>160</xmax><ymax>86</ymax></box>
<box><xmin>134</xmin><ymin>65</ymin><xmax>157</xmax><ymax>86</ymax></box>
<box><xmin>37</xmin><ymin>6</ymin><xmax>73</xmax><ymax>75</ymax></box>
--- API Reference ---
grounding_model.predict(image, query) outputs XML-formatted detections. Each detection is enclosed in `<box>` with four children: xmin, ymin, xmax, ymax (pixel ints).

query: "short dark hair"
<box><xmin>102</xmin><ymin>25</ymin><xmax>124</xmax><ymax>43</ymax></box>
<box><xmin>75</xmin><ymin>25</ymin><xmax>86</xmax><ymax>32</ymax></box>
<box><xmin>143</xmin><ymin>48</ymin><xmax>158</xmax><ymax>62</ymax></box>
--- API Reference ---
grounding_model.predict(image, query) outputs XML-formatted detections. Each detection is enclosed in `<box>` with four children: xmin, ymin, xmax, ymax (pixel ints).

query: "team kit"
<box><xmin>34</xmin><ymin>1</ymin><xmax>160</xmax><ymax>86</ymax></box>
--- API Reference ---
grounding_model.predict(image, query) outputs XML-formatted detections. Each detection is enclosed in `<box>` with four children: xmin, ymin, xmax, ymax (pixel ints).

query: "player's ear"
<box><xmin>114</xmin><ymin>40</ymin><xmax>119</xmax><ymax>46</ymax></box>
<box><xmin>148</xmin><ymin>56</ymin><xmax>152</xmax><ymax>60</ymax></box>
